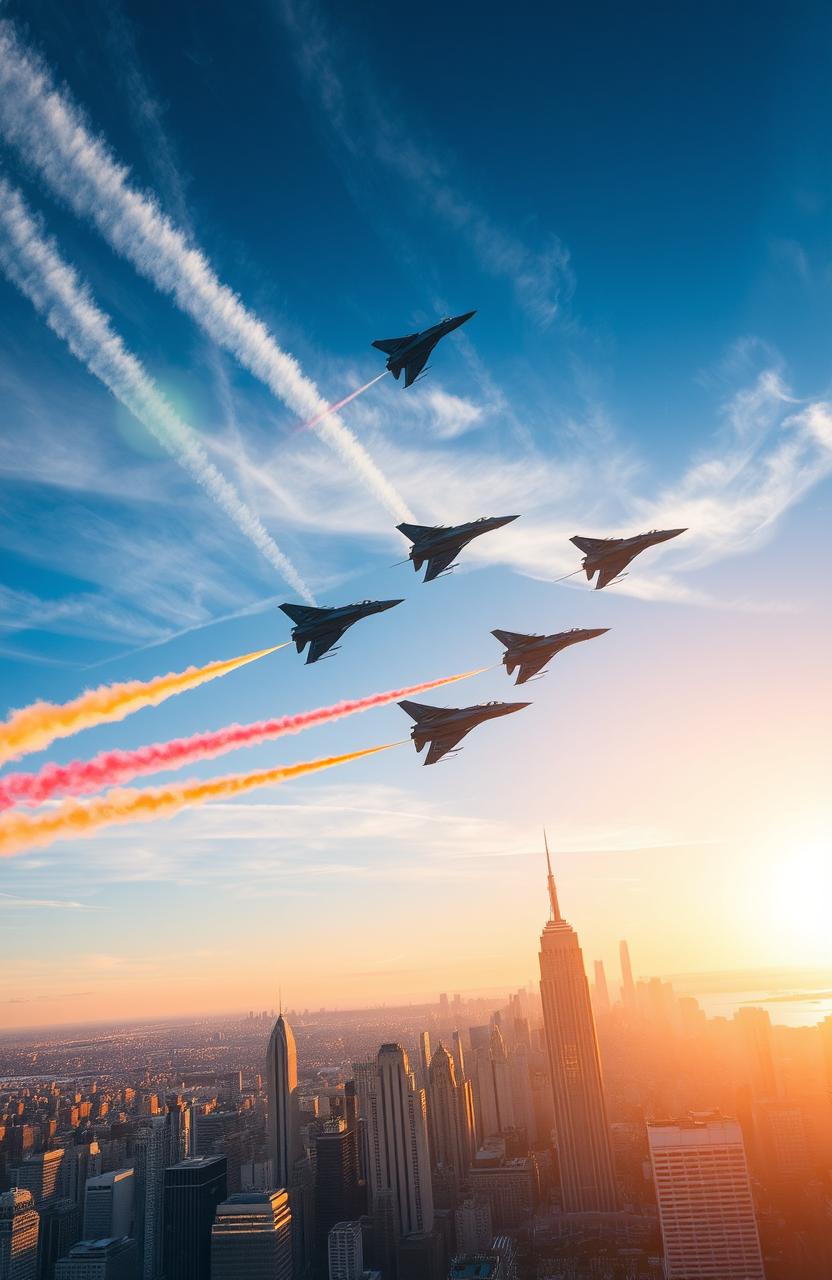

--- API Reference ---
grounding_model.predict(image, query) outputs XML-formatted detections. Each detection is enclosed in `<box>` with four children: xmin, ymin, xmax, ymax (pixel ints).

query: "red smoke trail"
<box><xmin>0</xmin><ymin>667</ymin><xmax>486</xmax><ymax>810</ymax></box>
<box><xmin>295</xmin><ymin>371</ymin><xmax>388</xmax><ymax>434</ymax></box>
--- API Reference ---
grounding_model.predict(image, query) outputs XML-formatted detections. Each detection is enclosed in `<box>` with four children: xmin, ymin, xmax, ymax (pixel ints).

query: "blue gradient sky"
<box><xmin>1</xmin><ymin>0</ymin><xmax>830</xmax><ymax>1027</ymax></box>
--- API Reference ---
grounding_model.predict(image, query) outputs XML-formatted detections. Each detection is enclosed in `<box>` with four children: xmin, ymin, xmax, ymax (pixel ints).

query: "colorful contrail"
<box><xmin>0</xmin><ymin>744</ymin><xmax>397</xmax><ymax>859</ymax></box>
<box><xmin>295</xmin><ymin>372</ymin><xmax>388</xmax><ymax>434</ymax></box>
<box><xmin>0</xmin><ymin>667</ymin><xmax>486</xmax><ymax>809</ymax></box>
<box><xmin>0</xmin><ymin>646</ymin><xmax>284</xmax><ymax>767</ymax></box>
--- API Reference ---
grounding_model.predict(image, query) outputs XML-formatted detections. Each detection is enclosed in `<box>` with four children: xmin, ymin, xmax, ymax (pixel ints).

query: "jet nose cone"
<box><xmin>446</xmin><ymin>310</ymin><xmax>476</xmax><ymax>331</ymax></box>
<box><xmin>492</xmin><ymin>514</ymin><xmax>521</xmax><ymax>529</ymax></box>
<box><xmin>378</xmin><ymin>598</ymin><xmax>405</xmax><ymax>611</ymax></box>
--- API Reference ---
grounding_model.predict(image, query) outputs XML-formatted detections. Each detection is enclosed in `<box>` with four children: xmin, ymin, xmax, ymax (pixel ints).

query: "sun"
<box><xmin>770</xmin><ymin>836</ymin><xmax>832</xmax><ymax>961</ymax></box>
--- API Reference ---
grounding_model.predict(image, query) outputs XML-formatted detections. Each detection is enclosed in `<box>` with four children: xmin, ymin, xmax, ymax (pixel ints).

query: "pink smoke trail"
<box><xmin>294</xmin><ymin>371</ymin><xmax>388</xmax><ymax>434</ymax></box>
<box><xmin>0</xmin><ymin>667</ymin><xmax>486</xmax><ymax>810</ymax></box>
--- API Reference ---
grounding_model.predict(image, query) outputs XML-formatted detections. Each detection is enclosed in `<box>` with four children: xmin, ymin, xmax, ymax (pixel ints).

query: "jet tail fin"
<box><xmin>491</xmin><ymin>629</ymin><xmax>527</xmax><ymax>649</ymax></box>
<box><xmin>396</xmin><ymin>522</ymin><xmax>437</xmax><ymax>544</ymax></box>
<box><xmin>571</xmin><ymin>535</ymin><xmax>614</xmax><ymax>554</ymax></box>
<box><xmin>372</xmin><ymin>334</ymin><xmax>416</xmax><ymax>355</ymax></box>
<box><xmin>398</xmin><ymin>700</ymin><xmax>444</xmax><ymax>723</ymax></box>
<box><xmin>279</xmin><ymin>603</ymin><xmax>325</xmax><ymax>625</ymax></box>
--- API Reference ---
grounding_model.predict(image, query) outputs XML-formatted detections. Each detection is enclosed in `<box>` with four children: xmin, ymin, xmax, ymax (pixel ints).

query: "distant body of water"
<box><xmin>693</xmin><ymin>988</ymin><xmax>832</xmax><ymax>1027</ymax></box>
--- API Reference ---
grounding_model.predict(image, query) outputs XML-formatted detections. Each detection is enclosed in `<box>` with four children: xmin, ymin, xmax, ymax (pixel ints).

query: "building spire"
<box><xmin>544</xmin><ymin>830</ymin><xmax>562</xmax><ymax>921</ymax></box>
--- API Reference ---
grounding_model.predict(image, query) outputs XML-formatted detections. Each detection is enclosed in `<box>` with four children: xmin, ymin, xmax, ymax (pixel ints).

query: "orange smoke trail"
<box><xmin>0</xmin><ymin>743</ymin><xmax>397</xmax><ymax>859</ymax></box>
<box><xmin>0</xmin><ymin>666</ymin><xmax>490</xmax><ymax>809</ymax></box>
<box><xmin>0</xmin><ymin>645</ymin><xmax>286</xmax><ymax>766</ymax></box>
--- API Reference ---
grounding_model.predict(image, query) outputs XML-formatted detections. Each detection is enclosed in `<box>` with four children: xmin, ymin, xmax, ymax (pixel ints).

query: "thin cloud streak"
<box><xmin>0</xmin><ymin>21</ymin><xmax>413</xmax><ymax>523</ymax></box>
<box><xmin>277</xmin><ymin>0</ymin><xmax>572</xmax><ymax>326</ymax></box>
<box><xmin>0</xmin><ymin>177</ymin><xmax>313</xmax><ymax>601</ymax></box>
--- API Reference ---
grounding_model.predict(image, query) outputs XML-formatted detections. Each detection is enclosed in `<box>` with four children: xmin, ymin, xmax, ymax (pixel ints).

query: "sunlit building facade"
<box><xmin>648</xmin><ymin>1116</ymin><xmax>764</xmax><ymax>1280</ymax></box>
<box><xmin>0</xmin><ymin>1189</ymin><xmax>39</xmax><ymax>1280</ymax></box>
<box><xmin>210</xmin><ymin>1190</ymin><xmax>292</xmax><ymax>1280</ymax></box>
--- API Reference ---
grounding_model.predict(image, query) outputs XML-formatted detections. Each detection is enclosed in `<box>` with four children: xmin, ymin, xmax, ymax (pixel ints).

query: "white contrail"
<box><xmin>0</xmin><ymin>22</ymin><xmax>414</xmax><ymax>523</ymax></box>
<box><xmin>0</xmin><ymin>176</ymin><xmax>314</xmax><ymax>602</ymax></box>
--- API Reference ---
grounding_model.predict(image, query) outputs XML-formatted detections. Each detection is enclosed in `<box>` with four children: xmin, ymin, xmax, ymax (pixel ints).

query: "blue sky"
<box><xmin>1</xmin><ymin>0</ymin><xmax>831</xmax><ymax>1026</ymax></box>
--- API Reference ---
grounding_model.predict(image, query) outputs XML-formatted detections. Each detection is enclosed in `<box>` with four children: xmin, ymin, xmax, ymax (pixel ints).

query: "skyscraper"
<box><xmin>210</xmin><ymin>1190</ymin><xmax>292</xmax><ymax>1280</ymax></box>
<box><xmin>418</xmin><ymin>1031</ymin><xmax>432</xmax><ymax>1096</ymax></box>
<box><xmin>9</xmin><ymin>1151</ymin><xmax>65</xmax><ymax>1210</ymax></box>
<box><xmin>327</xmin><ymin>1220</ymin><xmax>363</xmax><ymax>1280</ymax></box>
<box><xmin>734</xmin><ymin>1007</ymin><xmax>778</xmax><ymax>1098</ymax></box>
<box><xmin>592</xmin><ymin>960</ymin><xmax>611</xmax><ymax>1014</ymax></box>
<box><xmin>130</xmin><ymin>1116</ymin><xmax>167</xmax><ymax>1280</ymax></box>
<box><xmin>265</xmin><ymin>1014</ymin><xmax>300</xmax><ymax>1190</ymax></box>
<box><xmin>36</xmin><ymin>1199</ymin><xmax>81</xmax><ymax>1280</ymax></box>
<box><xmin>83</xmin><ymin>1172</ymin><xmax>134</xmax><ymax>1241</ymax></box>
<box><xmin>365</xmin><ymin>1044</ymin><xmax>434</xmax><ymax>1240</ymax></box>
<box><xmin>54</xmin><ymin>1238</ymin><xmax>138</xmax><ymax>1280</ymax></box>
<box><xmin>619</xmin><ymin>940</ymin><xmax>637</xmax><ymax>1011</ymax></box>
<box><xmin>648</xmin><ymin>1115</ymin><xmax>764</xmax><ymax>1279</ymax></box>
<box><xmin>314</xmin><ymin>1119</ymin><xmax>360</xmax><ymax>1265</ymax></box>
<box><xmin>161</xmin><ymin>1156</ymin><xmax>227</xmax><ymax>1280</ymax></box>
<box><xmin>427</xmin><ymin>1045</ymin><xmax>474</xmax><ymax>1191</ymax></box>
<box><xmin>538</xmin><ymin>839</ymin><xmax>618</xmax><ymax>1212</ymax></box>
<box><xmin>0</xmin><ymin>1189</ymin><xmax>39</xmax><ymax>1280</ymax></box>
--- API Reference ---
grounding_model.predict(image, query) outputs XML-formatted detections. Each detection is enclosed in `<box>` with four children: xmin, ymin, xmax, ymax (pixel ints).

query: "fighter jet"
<box><xmin>397</xmin><ymin>515</ymin><xmax>519</xmax><ymax>583</ymax></box>
<box><xmin>492</xmin><ymin>627</ymin><xmax>610</xmax><ymax>685</ymax></box>
<box><xmin>570</xmin><ymin>528</ymin><xmax>687</xmax><ymax>589</ymax></box>
<box><xmin>372</xmin><ymin>311</ymin><xmax>476</xmax><ymax>387</ymax></box>
<box><xmin>398</xmin><ymin>699</ymin><xmax>530</xmax><ymax>765</ymax></box>
<box><xmin>279</xmin><ymin>599</ymin><xmax>403</xmax><ymax>663</ymax></box>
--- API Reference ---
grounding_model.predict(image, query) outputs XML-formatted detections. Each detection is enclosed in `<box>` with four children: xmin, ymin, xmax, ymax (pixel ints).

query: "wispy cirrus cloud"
<box><xmin>0</xmin><ymin>890</ymin><xmax>94</xmax><ymax>910</ymax></box>
<box><xmin>277</xmin><ymin>0</ymin><xmax>573</xmax><ymax>327</ymax></box>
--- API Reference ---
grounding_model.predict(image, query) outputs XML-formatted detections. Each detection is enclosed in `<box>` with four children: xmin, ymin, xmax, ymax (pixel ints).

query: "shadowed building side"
<box><xmin>538</xmin><ymin>837</ymin><xmax>618</xmax><ymax>1212</ymax></box>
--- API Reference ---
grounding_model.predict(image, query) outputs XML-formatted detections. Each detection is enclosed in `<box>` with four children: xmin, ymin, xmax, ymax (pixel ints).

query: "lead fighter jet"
<box><xmin>570</xmin><ymin>528</ymin><xmax>687</xmax><ymax>589</ymax></box>
<box><xmin>372</xmin><ymin>311</ymin><xmax>476</xmax><ymax>387</ymax></box>
<box><xmin>492</xmin><ymin>627</ymin><xmax>610</xmax><ymax>685</ymax></box>
<box><xmin>397</xmin><ymin>515</ymin><xmax>519</xmax><ymax>582</ymax></box>
<box><xmin>398</xmin><ymin>699</ymin><xmax>530</xmax><ymax>765</ymax></box>
<box><xmin>279</xmin><ymin>598</ymin><xmax>403</xmax><ymax>663</ymax></box>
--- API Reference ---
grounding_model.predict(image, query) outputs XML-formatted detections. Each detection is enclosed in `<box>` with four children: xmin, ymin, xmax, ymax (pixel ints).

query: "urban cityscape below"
<box><xmin>2</xmin><ymin>855</ymin><xmax>831</xmax><ymax>1279</ymax></box>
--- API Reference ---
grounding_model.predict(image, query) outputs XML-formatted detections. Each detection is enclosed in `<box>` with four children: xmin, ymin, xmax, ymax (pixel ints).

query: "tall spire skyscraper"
<box><xmin>619</xmin><ymin>939</ymin><xmax>637</xmax><ymax>1011</ymax></box>
<box><xmin>539</xmin><ymin>835</ymin><xmax>618</xmax><ymax>1212</ymax></box>
<box><xmin>266</xmin><ymin>1013</ymin><xmax>300</xmax><ymax>1189</ymax></box>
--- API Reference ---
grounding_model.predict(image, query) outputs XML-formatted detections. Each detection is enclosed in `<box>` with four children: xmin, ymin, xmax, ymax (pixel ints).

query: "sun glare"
<box><xmin>771</xmin><ymin>836</ymin><xmax>832</xmax><ymax>957</ymax></box>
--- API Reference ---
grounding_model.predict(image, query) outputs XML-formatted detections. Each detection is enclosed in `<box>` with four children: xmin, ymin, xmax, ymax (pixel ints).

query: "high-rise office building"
<box><xmin>161</xmin><ymin>1157</ymin><xmax>227</xmax><ymax>1280</ymax></box>
<box><xmin>314</xmin><ymin>1119</ymin><xmax>360</xmax><ymax>1264</ymax></box>
<box><xmin>418</xmin><ymin>1031</ymin><xmax>432</xmax><ymax>1096</ymax></box>
<box><xmin>54</xmin><ymin>1238</ymin><xmax>138</xmax><ymax>1280</ymax></box>
<box><xmin>10</xmin><ymin>1151</ymin><xmax>65</xmax><ymax>1210</ymax></box>
<box><xmin>454</xmin><ymin>1198</ymin><xmax>492</xmax><ymax>1254</ymax></box>
<box><xmin>365</xmin><ymin>1044</ymin><xmax>434</xmax><ymax>1240</ymax></box>
<box><xmin>210</xmin><ymin>1190</ymin><xmax>292</xmax><ymax>1280</ymax></box>
<box><xmin>130</xmin><ymin>1116</ymin><xmax>167</xmax><ymax>1280</ymax></box>
<box><xmin>37</xmin><ymin>1199</ymin><xmax>81</xmax><ymax>1280</ymax></box>
<box><xmin>0</xmin><ymin>1189</ymin><xmax>39</xmax><ymax>1280</ymax></box>
<box><xmin>83</xmin><ymin>1172</ymin><xmax>134</xmax><ymax>1241</ymax></box>
<box><xmin>619</xmin><ymin>940</ymin><xmax>637</xmax><ymax>1011</ymax></box>
<box><xmin>592</xmin><ymin>960</ymin><xmax>611</xmax><ymax>1014</ymax></box>
<box><xmin>538</xmin><ymin>841</ymin><xmax>618</xmax><ymax>1212</ymax></box>
<box><xmin>648</xmin><ymin>1115</ymin><xmax>764</xmax><ymax>1280</ymax></box>
<box><xmin>60</xmin><ymin>1146</ymin><xmax>102</xmax><ymax>1214</ymax></box>
<box><xmin>734</xmin><ymin>1007</ymin><xmax>778</xmax><ymax>1098</ymax></box>
<box><xmin>327</xmin><ymin>1219</ymin><xmax>363</xmax><ymax>1280</ymax></box>
<box><xmin>266</xmin><ymin>1014</ymin><xmax>300</xmax><ymax>1191</ymax></box>
<box><xmin>427</xmin><ymin>1046</ymin><xmax>474</xmax><ymax>1190</ymax></box>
